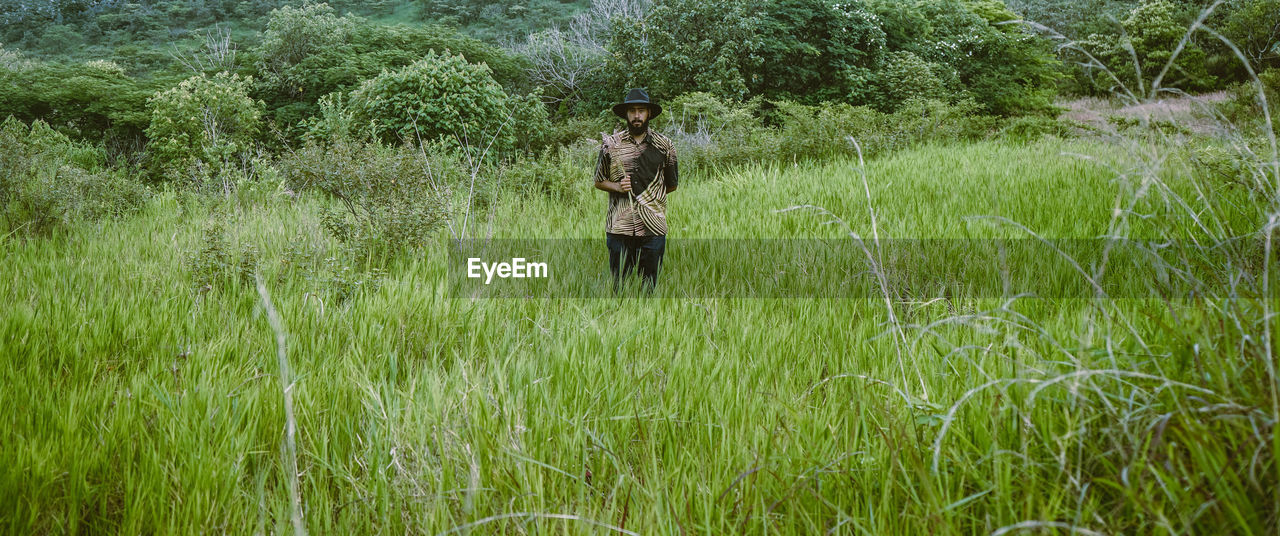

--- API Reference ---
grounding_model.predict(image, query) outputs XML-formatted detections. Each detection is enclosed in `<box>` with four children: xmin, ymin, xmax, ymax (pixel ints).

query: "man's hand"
<box><xmin>594</xmin><ymin>177</ymin><xmax>632</xmax><ymax>195</ymax></box>
<box><xmin>596</xmin><ymin>130</ymin><xmax>633</xmax><ymax>196</ymax></box>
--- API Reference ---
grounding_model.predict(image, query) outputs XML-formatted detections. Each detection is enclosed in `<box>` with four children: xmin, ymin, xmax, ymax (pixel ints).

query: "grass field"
<box><xmin>1</xmin><ymin>136</ymin><xmax>1276</xmax><ymax>534</ymax></box>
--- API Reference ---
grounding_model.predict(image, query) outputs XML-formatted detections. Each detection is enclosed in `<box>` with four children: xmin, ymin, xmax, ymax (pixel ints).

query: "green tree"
<box><xmin>868</xmin><ymin>0</ymin><xmax>1059</xmax><ymax>115</ymax></box>
<box><xmin>752</xmin><ymin>0</ymin><xmax>886</xmax><ymax>104</ymax></box>
<box><xmin>867</xmin><ymin>50</ymin><xmax>952</xmax><ymax>112</ymax></box>
<box><xmin>0</xmin><ymin>116</ymin><xmax>148</xmax><ymax>235</ymax></box>
<box><xmin>1077</xmin><ymin>0</ymin><xmax>1216</xmax><ymax>97</ymax></box>
<box><xmin>0</xmin><ymin>58</ymin><xmax>152</xmax><ymax>143</ymax></box>
<box><xmin>252</xmin><ymin>9</ymin><xmax>528</xmax><ymax>141</ymax></box>
<box><xmin>605</xmin><ymin>0</ymin><xmax>764</xmax><ymax>101</ymax></box>
<box><xmin>256</xmin><ymin>2</ymin><xmax>353</xmax><ymax>102</ymax></box>
<box><xmin>1219</xmin><ymin>0</ymin><xmax>1280</xmax><ymax>71</ymax></box>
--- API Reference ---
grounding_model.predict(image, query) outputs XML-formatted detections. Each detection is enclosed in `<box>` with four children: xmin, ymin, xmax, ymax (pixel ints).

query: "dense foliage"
<box><xmin>0</xmin><ymin>56</ymin><xmax>154</xmax><ymax>145</ymax></box>
<box><xmin>279</xmin><ymin>139</ymin><xmax>448</xmax><ymax>258</ymax></box>
<box><xmin>0</xmin><ymin>117</ymin><xmax>148</xmax><ymax>234</ymax></box>
<box><xmin>251</xmin><ymin>4</ymin><xmax>529</xmax><ymax>141</ymax></box>
<box><xmin>752</xmin><ymin>0</ymin><xmax>886</xmax><ymax>104</ymax></box>
<box><xmin>340</xmin><ymin>50</ymin><xmax>548</xmax><ymax>153</ymax></box>
<box><xmin>0</xmin><ymin>0</ymin><xmax>1273</xmax><ymax>207</ymax></box>
<box><xmin>145</xmin><ymin>72</ymin><xmax>263</xmax><ymax>183</ymax></box>
<box><xmin>864</xmin><ymin>0</ymin><xmax>1061</xmax><ymax>114</ymax></box>
<box><xmin>1074</xmin><ymin>0</ymin><xmax>1216</xmax><ymax>97</ymax></box>
<box><xmin>605</xmin><ymin>0</ymin><xmax>764</xmax><ymax>102</ymax></box>
<box><xmin>1009</xmin><ymin>0</ymin><xmax>1278</xmax><ymax>95</ymax></box>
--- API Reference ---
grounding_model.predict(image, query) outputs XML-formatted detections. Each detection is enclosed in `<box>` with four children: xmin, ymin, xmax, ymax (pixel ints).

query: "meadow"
<box><xmin>2</xmin><ymin>126</ymin><xmax>1276</xmax><ymax>534</ymax></box>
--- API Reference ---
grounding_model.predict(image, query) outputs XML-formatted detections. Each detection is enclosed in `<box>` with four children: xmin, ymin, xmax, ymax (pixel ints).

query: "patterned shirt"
<box><xmin>593</xmin><ymin>129</ymin><xmax>678</xmax><ymax>236</ymax></box>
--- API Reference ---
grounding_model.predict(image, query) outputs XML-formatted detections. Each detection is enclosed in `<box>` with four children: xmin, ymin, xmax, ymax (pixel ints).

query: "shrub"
<box><xmin>536</xmin><ymin>113</ymin><xmax>616</xmax><ymax>150</ymax></box>
<box><xmin>0</xmin><ymin>117</ymin><xmax>148</xmax><ymax>235</ymax></box>
<box><xmin>1219</xmin><ymin>67</ymin><xmax>1280</xmax><ymax>137</ymax></box>
<box><xmin>1188</xmin><ymin>141</ymin><xmax>1270</xmax><ymax>193</ymax></box>
<box><xmin>344</xmin><ymin>51</ymin><xmax>545</xmax><ymax>155</ymax></box>
<box><xmin>145</xmin><ymin>72</ymin><xmax>263</xmax><ymax>184</ymax></box>
<box><xmin>506</xmin><ymin>90</ymin><xmax>554</xmax><ymax>154</ymax></box>
<box><xmin>500</xmin><ymin>138</ymin><xmax>598</xmax><ymax>204</ymax></box>
<box><xmin>254</xmin><ymin>9</ymin><xmax>528</xmax><ymax>142</ymax></box>
<box><xmin>302</xmin><ymin>92</ymin><xmax>360</xmax><ymax>144</ymax></box>
<box><xmin>775</xmin><ymin>97</ymin><xmax>989</xmax><ymax>161</ymax></box>
<box><xmin>866</xmin><ymin>51</ymin><xmax>954</xmax><ymax>112</ymax></box>
<box><xmin>867</xmin><ymin>0</ymin><xmax>1059</xmax><ymax>115</ymax></box>
<box><xmin>279</xmin><ymin>139</ymin><xmax>449</xmax><ymax>258</ymax></box>
<box><xmin>186</xmin><ymin>216</ymin><xmax>254</xmax><ymax>293</ymax></box>
<box><xmin>256</xmin><ymin>2</ymin><xmax>352</xmax><ymax>91</ymax></box>
<box><xmin>997</xmin><ymin>115</ymin><xmax>1077</xmax><ymax>142</ymax></box>
<box><xmin>657</xmin><ymin>92</ymin><xmax>781</xmax><ymax>171</ymax></box>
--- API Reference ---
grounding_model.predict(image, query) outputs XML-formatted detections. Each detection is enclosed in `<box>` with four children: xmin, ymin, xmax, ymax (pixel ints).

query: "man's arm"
<box><xmin>596</xmin><ymin>177</ymin><xmax>632</xmax><ymax>194</ymax></box>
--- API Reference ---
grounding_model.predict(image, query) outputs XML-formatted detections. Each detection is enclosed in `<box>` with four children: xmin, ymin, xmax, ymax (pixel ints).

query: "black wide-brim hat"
<box><xmin>612</xmin><ymin>88</ymin><xmax>662</xmax><ymax>119</ymax></box>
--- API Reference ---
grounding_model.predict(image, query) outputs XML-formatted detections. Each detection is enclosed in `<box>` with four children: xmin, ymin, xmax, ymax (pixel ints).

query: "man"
<box><xmin>594</xmin><ymin>88</ymin><xmax>678</xmax><ymax>293</ymax></box>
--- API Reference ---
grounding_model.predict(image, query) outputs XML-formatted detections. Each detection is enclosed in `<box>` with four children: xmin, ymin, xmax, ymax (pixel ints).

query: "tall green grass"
<box><xmin>0</xmin><ymin>134</ymin><xmax>1274</xmax><ymax>534</ymax></box>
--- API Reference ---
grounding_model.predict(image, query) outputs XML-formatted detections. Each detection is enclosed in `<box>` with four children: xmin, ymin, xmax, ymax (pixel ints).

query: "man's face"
<box><xmin>626</xmin><ymin>104</ymin><xmax>651</xmax><ymax>134</ymax></box>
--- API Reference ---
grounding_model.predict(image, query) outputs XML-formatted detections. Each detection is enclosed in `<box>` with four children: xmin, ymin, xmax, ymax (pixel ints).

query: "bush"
<box><xmin>344</xmin><ymin>51</ymin><xmax>545</xmax><ymax>155</ymax></box>
<box><xmin>254</xmin><ymin>8</ymin><xmax>529</xmax><ymax>142</ymax></box>
<box><xmin>279</xmin><ymin>139</ymin><xmax>449</xmax><ymax>258</ymax></box>
<box><xmin>866</xmin><ymin>51</ymin><xmax>954</xmax><ymax>112</ymax></box>
<box><xmin>774</xmin><ymin>97</ymin><xmax>988</xmax><ymax>161</ymax></box>
<box><xmin>536</xmin><ymin>113</ymin><xmax>617</xmax><ymax>150</ymax></box>
<box><xmin>146</xmin><ymin>72</ymin><xmax>263</xmax><ymax>185</ymax></box>
<box><xmin>500</xmin><ymin>137</ymin><xmax>598</xmax><ymax>203</ymax></box>
<box><xmin>186</xmin><ymin>216</ymin><xmax>255</xmax><ymax>293</ymax></box>
<box><xmin>0</xmin><ymin>117</ymin><xmax>148</xmax><ymax>235</ymax></box>
<box><xmin>1219</xmin><ymin>67</ymin><xmax>1280</xmax><ymax>137</ymax></box>
<box><xmin>657</xmin><ymin>92</ymin><xmax>781</xmax><ymax>171</ymax></box>
<box><xmin>506</xmin><ymin>90</ymin><xmax>554</xmax><ymax>153</ymax></box>
<box><xmin>256</xmin><ymin>2</ymin><xmax>352</xmax><ymax>86</ymax></box>
<box><xmin>996</xmin><ymin>115</ymin><xmax>1077</xmax><ymax>142</ymax></box>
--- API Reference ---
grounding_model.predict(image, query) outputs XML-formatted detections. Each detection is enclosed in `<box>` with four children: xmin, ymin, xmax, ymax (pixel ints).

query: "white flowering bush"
<box><xmin>145</xmin><ymin>72</ymin><xmax>262</xmax><ymax>184</ymax></box>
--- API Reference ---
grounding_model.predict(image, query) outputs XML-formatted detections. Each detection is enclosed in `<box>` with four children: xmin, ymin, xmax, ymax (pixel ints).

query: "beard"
<box><xmin>627</xmin><ymin>117</ymin><xmax>649</xmax><ymax>137</ymax></box>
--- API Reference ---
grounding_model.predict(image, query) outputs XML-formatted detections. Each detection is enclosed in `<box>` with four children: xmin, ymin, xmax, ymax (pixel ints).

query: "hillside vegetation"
<box><xmin>2</xmin><ymin>0</ymin><xmax>1279</xmax><ymax>534</ymax></box>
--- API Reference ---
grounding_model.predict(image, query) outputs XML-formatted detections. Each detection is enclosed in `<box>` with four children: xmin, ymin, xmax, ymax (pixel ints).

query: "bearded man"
<box><xmin>593</xmin><ymin>88</ymin><xmax>679</xmax><ymax>293</ymax></box>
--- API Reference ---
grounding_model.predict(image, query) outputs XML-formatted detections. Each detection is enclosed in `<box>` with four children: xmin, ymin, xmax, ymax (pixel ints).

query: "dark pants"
<box><xmin>607</xmin><ymin>233</ymin><xmax>665</xmax><ymax>292</ymax></box>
